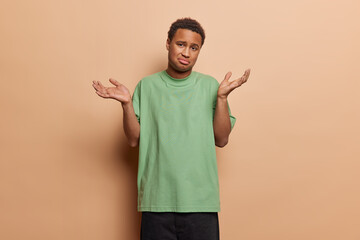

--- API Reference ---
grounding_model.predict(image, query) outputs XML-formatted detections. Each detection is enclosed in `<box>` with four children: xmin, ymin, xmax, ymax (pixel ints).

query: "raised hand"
<box><xmin>92</xmin><ymin>78</ymin><xmax>131</xmax><ymax>104</ymax></box>
<box><xmin>217</xmin><ymin>69</ymin><xmax>251</xmax><ymax>99</ymax></box>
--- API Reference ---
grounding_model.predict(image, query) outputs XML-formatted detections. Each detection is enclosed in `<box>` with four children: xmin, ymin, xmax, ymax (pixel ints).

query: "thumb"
<box><xmin>109</xmin><ymin>78</ymin><xmax>120</xmax><ymax>86</ymax></box>
<box><xmin>224</xmin><ymin>71</ymin><xmax>232</xmax><ymax>82</ymax></box>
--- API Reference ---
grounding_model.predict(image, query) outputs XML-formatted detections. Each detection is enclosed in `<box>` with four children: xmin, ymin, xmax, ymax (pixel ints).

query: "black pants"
<box><xmin>140</xmin><ymin>211</ymin><xmax>220</xmax><ymax>240</ymax></box>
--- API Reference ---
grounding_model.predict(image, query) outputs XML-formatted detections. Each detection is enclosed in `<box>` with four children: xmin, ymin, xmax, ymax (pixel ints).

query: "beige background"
<box><xmin>1</xmin><ymin>0</ymin><xmax>359</xmax><ymax>239</ymax></box>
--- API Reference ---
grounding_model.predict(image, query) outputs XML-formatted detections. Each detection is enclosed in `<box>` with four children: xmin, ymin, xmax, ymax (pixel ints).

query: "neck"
<box><xmin>166</xmin><ymin>65</ymin><xmax>192</xmax><ymax>79</ymax></box>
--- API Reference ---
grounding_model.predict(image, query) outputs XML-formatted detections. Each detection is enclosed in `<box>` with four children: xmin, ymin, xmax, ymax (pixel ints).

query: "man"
<box><xmin>92</xmin><ymin>17</ymin><xmax>250</xmax><ymax>240</ymax></box>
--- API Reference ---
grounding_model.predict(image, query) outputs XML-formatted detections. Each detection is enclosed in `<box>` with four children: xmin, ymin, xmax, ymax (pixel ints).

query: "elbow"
<box><xmin>128</xmin><ymin>138</ymin><xmax>140</xmax><ymax>147</ymax></box>
<box><xmin>215</xmin><ymin>138</ymin><xmax>228</xmax><ymax>148</ymax></box>
<box><xmin>129</xmin><ymin>142</ymin><xmax>138</xmax><ymax>148</ymax></box>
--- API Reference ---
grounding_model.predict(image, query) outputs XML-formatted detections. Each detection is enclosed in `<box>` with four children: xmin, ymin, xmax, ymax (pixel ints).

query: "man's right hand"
<box><xmin>92</xmin><ymin>78</ymin><xmax>131</xmax><ymax>104</ymax></box>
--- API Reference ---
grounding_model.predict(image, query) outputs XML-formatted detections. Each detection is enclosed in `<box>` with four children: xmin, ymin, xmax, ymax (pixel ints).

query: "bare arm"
<box><xmin>92</xmin><ymin>78</ymin><xmax>140</xmax><ymax>147</ymax></box>
<box><xmin>122</xmin><ymin>101</ymin><xmax>140</xmax><ymax>147</ymax></box>
<box><xmin>214</xmin><ymin>69</ymin><xmax>251</xmax><ymax>147</ymax></box>
<box><xmin>213</xmin><ymin>97</ymin><xmax>231</xmax><ymax>147</ymax></box>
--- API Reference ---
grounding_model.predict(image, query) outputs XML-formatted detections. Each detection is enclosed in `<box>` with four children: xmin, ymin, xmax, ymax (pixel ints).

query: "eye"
<box><xmin>178</xmin><ymin>43</ymin><xmax>184</xmax><ymax>47</ymax></box>
<box><xmin>191</xmin><ymin>46</ymin><xmax>198</xmax><ymax>51</ymax></box>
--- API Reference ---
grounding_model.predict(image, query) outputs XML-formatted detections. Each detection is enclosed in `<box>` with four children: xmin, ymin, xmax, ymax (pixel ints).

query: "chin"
<box><xmin>177</xmin><ymin>68</ymin><xmax>192</xmax><ymax>74</ymax></box>
<box><xmin>177</xmin><ymin>65</ymin><xmax>193</xmax><ymax>72</ymax></box>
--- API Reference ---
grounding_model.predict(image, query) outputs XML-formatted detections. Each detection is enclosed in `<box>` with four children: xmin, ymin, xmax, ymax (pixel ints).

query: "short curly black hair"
<box><xmin>167</xmin><ymin>17</ymin><xmax>205</xmax><ymax>46</ymax></box>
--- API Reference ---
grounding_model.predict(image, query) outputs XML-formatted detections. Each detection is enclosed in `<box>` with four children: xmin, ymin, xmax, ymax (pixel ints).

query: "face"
<box><xmin>166</xmin><ymin>28</ymin><xmax>202</xmax><ymax>74</ymax></box>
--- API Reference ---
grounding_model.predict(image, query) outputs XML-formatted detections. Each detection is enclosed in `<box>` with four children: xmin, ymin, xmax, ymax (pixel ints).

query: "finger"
<box><xmin>245</xmin><ymin>69</ymin><xmax>250</xmax><ymax>77</ymax></box>
<box><xmin>240</xmin><ymin>75</ymin><xmax>248</xmax><ymax>84</ymax></box>
<box><xmin>93</xmin><ymin>82</ymin><xmax>105</xmax><ymax>92</ymax></box>
<box><xmin>230</xmin><ymin>69</ymin><xmax>250</xmax><ymax>87</ymax></box>
<box><xmin>92</xmin><ymin>82</ymin><xmax>100</xmax><ymax>91</ymax></box>
<box><xmin>95</xmin><ymin>90</ymin><xmax>109</xmax><ymax>98</ymax></box>
<box><xmin>240</xmin><ymin>69</ymin><xmax>251</xmax><ymax>83</ymax></box>
<box><xmin>224</xmin><ymin>71</ymin><xmax>232</xmax><ymax>82</ymax></box>
<box><xmin>93</xmin><ymin>81</ymin><xmax>99</xmax><ymax>88</ymax></box>
<box><xmin>244</xmin><ymin>69</ymin><xmax>250</xmax><ymax>82</ymax></box>
<box><xmin>109</xmin><ymin>78</ymin><xmax>120</xmax><ymax>86</ymax></box>
<box><xmin>241</xmin><ymin>74</ymin><xmax>248</xmax><ymax>83</ymax></box>
<box><xmin>230</xmin><ymin>80</ymin><xmax>242</xmax><ymax>88</ymax></box>
<box><xmin>233</xmin><ymin>76</ymin><xmax>247</xmax><ymax>87</ymax></box>
<box><xmin>245</xmin><ymin>69</ymin><xmax>251</xmax><ymax>79</ymax></box>
<box><xmin>97</xmin><ymin>81</ymin><xmax>106</xmax><ymax>89</ymax></box>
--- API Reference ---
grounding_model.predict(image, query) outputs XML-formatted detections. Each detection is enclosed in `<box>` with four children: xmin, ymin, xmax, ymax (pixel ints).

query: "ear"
<box><xmin>166</xmin><ymin>38</ymin><xmax>170</xmax><ymax>50</ymax></box>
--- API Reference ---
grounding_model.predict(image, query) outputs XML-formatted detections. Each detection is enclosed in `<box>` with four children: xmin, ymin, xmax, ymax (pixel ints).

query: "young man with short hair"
<box><xmin>92</xmin><ymin>17</ymin><xmax>250</xmax><ymax>240</ymax></box>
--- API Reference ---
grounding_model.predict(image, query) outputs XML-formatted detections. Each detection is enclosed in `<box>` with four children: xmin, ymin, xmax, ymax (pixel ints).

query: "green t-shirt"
<box><xmin>132</xmin><ymin>70</ymin><xmax>236</xmax><ymax>212</ymax></box>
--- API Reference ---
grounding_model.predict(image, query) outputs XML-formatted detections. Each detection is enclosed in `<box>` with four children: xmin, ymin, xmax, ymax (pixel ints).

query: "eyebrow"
<box><xmin>176</xmin><ymin>41</ymin><xmax>200</xmax><ymax>48</ymax></box>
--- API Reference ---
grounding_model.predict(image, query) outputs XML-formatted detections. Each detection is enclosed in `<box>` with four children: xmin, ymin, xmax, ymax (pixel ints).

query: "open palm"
<box><xmin>92</xmin><ymin>78</ymin><xmax>131</xmax><ymax>103</ymax></box>
<box><xmin>218</xmin><ymin>69</ymin><xmax>251</xmax><ymax>98</ymax></box>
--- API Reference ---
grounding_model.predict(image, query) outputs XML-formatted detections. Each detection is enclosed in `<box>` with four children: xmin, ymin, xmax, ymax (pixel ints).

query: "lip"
<box><xmin>178</xmin><ymin>58</ymin><xmax>190</xmax><ymax>65</ymax></box>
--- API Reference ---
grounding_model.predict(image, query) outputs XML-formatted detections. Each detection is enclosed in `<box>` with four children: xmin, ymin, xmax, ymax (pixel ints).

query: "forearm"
<box><xmin>122</xmin><ymin>101</ymin><xmax>140</xmax><ymax>147</ymax></box>
<box><xmin>213</xmin><ymin>97</ymin><xmax>231</xmax><ymax>147</ymax></box>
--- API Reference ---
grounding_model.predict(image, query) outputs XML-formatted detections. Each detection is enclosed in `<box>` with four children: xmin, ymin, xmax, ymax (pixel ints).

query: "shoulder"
<box><xmin>194</xmin><ymin>71</ymin><xmax>219</xmax><ymax>87</ymax></box>
<box><xmin>134</xmin><ymin>71</ymin><xmax>162</xmax><ymax>89</ymax></box>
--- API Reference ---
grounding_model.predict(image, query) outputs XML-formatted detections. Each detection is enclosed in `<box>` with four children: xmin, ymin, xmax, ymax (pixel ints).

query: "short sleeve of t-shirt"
<box><xmin>132</xmin><ymin>81</ymin><xmax>141</xmax><ymax>123</ymax></box>
<box><xmin>211</xmin><ymin>79</ymin><xmax>236</xmax><ymax>130</ymax></box>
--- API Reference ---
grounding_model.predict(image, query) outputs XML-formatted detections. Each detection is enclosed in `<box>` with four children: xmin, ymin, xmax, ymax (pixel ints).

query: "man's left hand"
<box><xmin>217</xmin><ymin>69</ymin><xmax>251</xmax><ymax>99</ymax></box>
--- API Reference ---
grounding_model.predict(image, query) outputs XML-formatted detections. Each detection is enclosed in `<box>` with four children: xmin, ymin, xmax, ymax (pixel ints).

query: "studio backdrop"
<box><xmin>0</xmin><ymin>0</ymin><xmax>359</xmax><ymax>239</ymax></box>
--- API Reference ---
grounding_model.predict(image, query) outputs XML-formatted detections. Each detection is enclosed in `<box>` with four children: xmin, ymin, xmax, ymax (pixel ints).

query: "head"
<box><xmin>166</xmin><ymin>18</ymin><xmax>206</xmax><ymax>76</ymax></box>
<box><xmin>167</xmin><ymin>18</ymin><xmax>205</xmax><ymax>47</ymax></box>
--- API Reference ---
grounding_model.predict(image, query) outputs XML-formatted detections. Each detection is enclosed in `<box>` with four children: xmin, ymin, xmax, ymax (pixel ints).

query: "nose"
<box><xmin>182</xmin><ymin>47</ymin><xmax>190</xmax><ymax>58</ymax></box>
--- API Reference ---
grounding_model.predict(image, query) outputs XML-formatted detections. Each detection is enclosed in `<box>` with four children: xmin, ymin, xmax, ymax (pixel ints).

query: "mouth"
<box><xmin>178</xmin><ymin>58</ymin><xmax>190</xmax><ymax>65</ymax></box>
